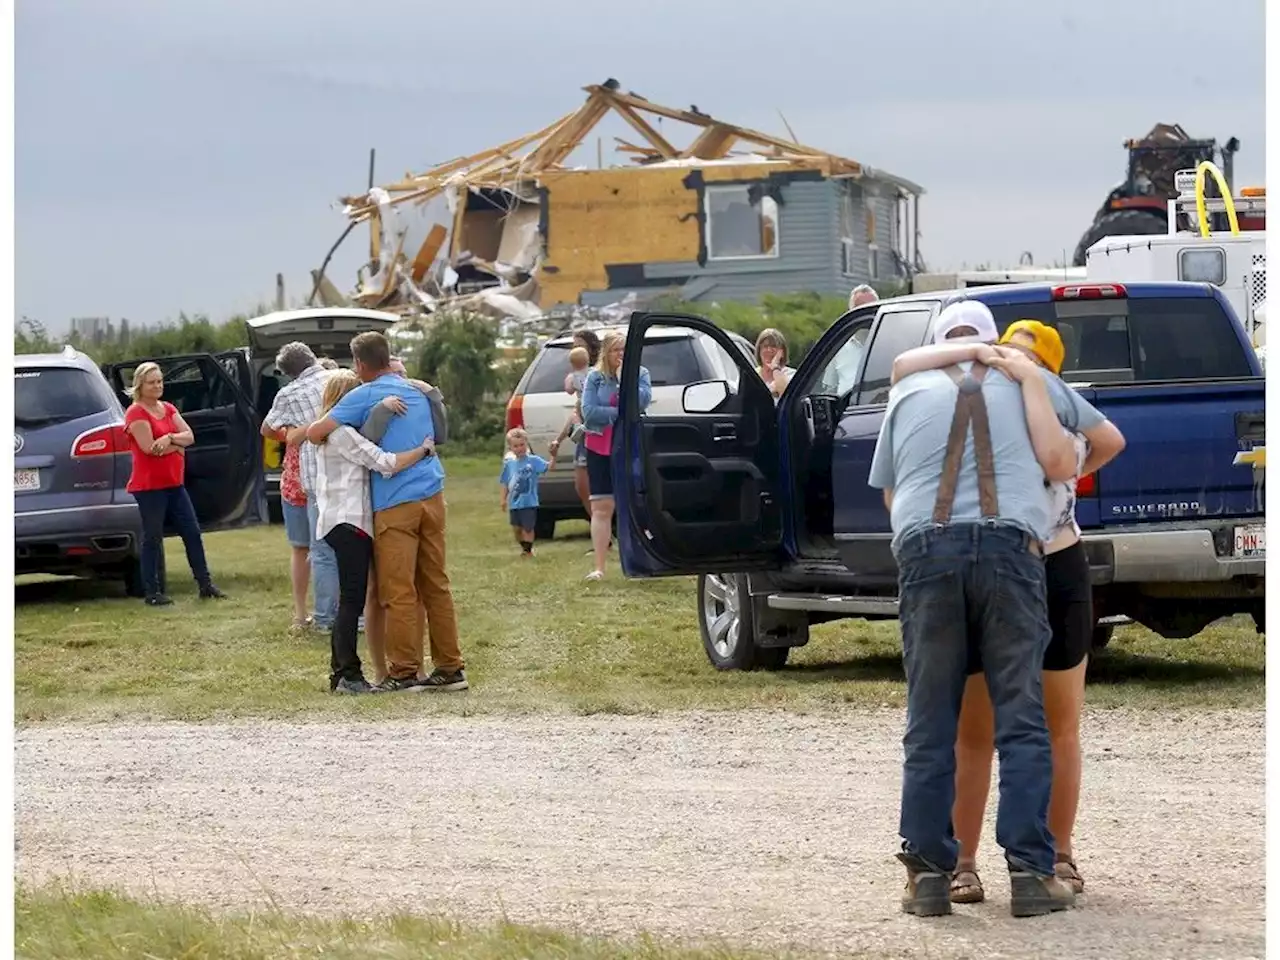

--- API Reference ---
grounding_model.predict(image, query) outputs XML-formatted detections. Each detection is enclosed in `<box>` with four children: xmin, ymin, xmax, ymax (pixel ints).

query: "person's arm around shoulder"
<box><xmin>359</xmin><ymin>395</ymin><xmax>408</xmax><ymax>445</ymax></box>
<box><xmin>892</xmin><ymin>342</ymin><xmax>995</xmax><ymax>386</ymax></box>
<box><xmin>986</xmin><ymin>353</ymin><xmax>1076</xmax><ymax>482</ymax></box>
<box><xmin>332</xmin><ymin>426</ymin><xmax>429</xmax><ymax>478</ymax></box>
<box><xmin>307</xmin><ymin>385</ymin><xmax>370</xmax><ymax>445</ymax></box>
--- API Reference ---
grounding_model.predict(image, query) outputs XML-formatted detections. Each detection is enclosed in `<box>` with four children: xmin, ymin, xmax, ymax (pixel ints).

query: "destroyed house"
<box><xmin>333</xmin><ymin>83</ymin><xmax>925</xmax><ymax>317</ymax></box>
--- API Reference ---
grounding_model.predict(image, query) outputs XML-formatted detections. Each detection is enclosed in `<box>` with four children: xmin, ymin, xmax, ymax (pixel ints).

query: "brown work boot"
<box><xmin>895</xmin><ymin>851</ymin><xmax>952</xmax><ymax>917</ymax></box>
<box><xmin>1009</xmin><ymin>871</ymin><xmax>1076</xmax><ymax>917</ymax></box>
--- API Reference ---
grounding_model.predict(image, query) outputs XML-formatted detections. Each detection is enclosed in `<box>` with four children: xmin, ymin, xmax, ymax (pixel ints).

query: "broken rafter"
<box><xmin>609</xmin><ymin>99</ymin><xmax>678</xmax><ymax>159</ymax></box>
<box><xmin>681</xmin><ymin>123</ymin><xmax>738</xmax><ymax>160</ymax></box>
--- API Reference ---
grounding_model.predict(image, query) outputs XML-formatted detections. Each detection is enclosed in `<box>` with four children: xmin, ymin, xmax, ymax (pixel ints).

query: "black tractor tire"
<box><xmin>1072</xmin><ymin>209</ymin><xmax>1167</xmax><ymax>267</ymax></box>
<box><xmin>697</xmin><ymin>573</ymin><xmax>791</xmax><ymax>671</ymax></box>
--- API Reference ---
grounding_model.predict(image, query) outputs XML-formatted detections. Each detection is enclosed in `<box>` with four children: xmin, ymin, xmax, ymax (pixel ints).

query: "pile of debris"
<box><xmin>308</xmin><ymin>79</ymin><xmax>919</xmax><ymax>325</ymax></box>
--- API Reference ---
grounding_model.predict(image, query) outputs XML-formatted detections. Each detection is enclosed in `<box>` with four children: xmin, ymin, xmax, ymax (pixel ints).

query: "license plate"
<box><xmin>14</xmin><ymin>468</ymin><xmax>40</xmax><ymax>491</ymax></box>
<box><xmin>1233</xmin><ymin>523</ymin><xmax>1266</xmax><ymax>558</ymax></box>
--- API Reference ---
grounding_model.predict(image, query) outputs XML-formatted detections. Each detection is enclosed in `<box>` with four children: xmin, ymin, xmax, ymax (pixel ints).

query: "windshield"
<box><xmin>15</xmin><ymin>367</ymin><xmax>112</xmax><ymax>427</ymax></box>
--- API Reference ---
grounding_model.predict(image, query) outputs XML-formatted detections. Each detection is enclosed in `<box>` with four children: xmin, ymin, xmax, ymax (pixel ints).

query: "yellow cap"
<box><xmin>999</xmin><ymin>320</ymin><xmax>1065</xmax><ymax>374</ymax></box>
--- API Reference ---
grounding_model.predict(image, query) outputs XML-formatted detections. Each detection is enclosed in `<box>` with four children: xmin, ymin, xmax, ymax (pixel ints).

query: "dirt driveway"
<box><xmin>16</xmin><ymin>709</ymin><xmax>1263</xmax><ymax>960</ymax></box>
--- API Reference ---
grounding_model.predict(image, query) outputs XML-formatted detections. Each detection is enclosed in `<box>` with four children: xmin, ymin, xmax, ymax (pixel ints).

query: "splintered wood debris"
<box><xmin>319</xmin><ymin>80</ymin><xmax>923</xmax><ymax>321</ymax></box>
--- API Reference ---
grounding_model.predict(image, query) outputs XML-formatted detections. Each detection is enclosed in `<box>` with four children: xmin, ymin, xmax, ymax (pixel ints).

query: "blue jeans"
<box><xmin>895</xmin><ymin>521</ymin><xmax>1056</xmax><ymax>877</ymax></box>
<box><xmin>306</xmin><ymin>497</ymin><xmax>339</xmax><ymax>628</ymax></box>
<box><xmin>134</xmin><ymin>485</ymin><xmax>210</xmax><ymax>597</ymax></box>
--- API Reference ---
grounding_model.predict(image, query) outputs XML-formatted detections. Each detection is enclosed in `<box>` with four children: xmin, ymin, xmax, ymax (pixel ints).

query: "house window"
<box><xmin>706</xmin><ymin>185</ymin><xmax>779</xmax><ymax>260</ymax></box>
<box><xmin>867</xmin><ymin>243</ymin><xmax>880</xmax><ymax>281</ymax></box>
<box><xmin>841</xmin><ymin>238</ymin><xmax>858</xmax><ymax>277</ymax></box>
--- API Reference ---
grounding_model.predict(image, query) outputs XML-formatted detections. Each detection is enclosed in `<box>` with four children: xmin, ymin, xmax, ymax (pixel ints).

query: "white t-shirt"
<box><xmin>1046</xmin><ymin>431</ymin><xmax>1089</xmax><ymax>544</ymax></box>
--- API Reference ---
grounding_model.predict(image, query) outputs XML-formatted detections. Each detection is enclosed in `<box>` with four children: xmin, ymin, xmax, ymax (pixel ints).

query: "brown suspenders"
<box><xmin>931</xmin><ymin>364</ymin><xmax>999</xmax><ymax>524</ymax></box>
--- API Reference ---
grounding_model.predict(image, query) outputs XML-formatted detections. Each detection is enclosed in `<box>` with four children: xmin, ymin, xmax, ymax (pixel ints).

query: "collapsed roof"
<box><xmin>314</xmin><ymin>80</ymin><xmax>924</xmax><ymax>319</ymax></box>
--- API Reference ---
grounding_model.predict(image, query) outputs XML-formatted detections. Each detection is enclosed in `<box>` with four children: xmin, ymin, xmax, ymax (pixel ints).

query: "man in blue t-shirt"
<box><xmin>868</xmin><ymin>301</ymin><xmax>1094</xmax><ymax>919</ymax></box>
<box><xmin>308</xmin><ymin>332</ymin><xmax>466</xmax><ymax>694</ymax></box>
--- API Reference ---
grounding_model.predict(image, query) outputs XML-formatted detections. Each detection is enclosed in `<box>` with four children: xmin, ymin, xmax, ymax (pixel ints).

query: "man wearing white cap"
<box><xmin>868</xmin><ymin>299</ymin><xmax>1104</xmax><ymax>919</ymax></box>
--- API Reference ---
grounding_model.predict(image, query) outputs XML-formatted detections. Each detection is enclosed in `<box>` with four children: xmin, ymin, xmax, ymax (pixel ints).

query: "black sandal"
<box><xmin>950</xmin><ymin>867</ymin><xmax>985</xmax><ymax>903</ymax></box>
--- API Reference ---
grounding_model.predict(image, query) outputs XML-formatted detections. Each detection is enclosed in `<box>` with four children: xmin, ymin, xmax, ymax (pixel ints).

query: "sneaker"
<box><xmin>896</xmin><ymin>851</ymin><xmax>952</xmax><ymax>917</ymax></box>
<box><xmin>1009</xmin><ymin>871</ymin><xmax>1075</xmax><ymax>918</ymax></box>
<box><xmin>419</xmin><ymin>669</ymin><xmax>469</xmax><ymax>692</ymax></box>
<box><xmin>333</xmin><ymin>677</ymin><xmax>376</xmax><ymax>695</ymax></box>
<box><xmin>374</xmin><ymin>675</ymin><xmax>428</xmax><ymax>694</ymax></box>
<box><xmin>198</xmin><ymin>583</ymin><xmax>227</xmax><ymax>600</ymax></box>
<box><xmin>584</xmin><ymin>569</ymin><xmax>604</xmax><ymax>581</ymax></box>
<box><xmin>145</xmin><ymin>594</ymin><xmax>174</xmax><ymax>607</ymax></box>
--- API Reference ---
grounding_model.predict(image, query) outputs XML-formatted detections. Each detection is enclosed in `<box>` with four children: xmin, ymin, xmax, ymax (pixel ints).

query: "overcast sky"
<box><xmin>16</xmin><ymin>0</ymin><xmax>1266</xmax><ymax>331</ymax></box>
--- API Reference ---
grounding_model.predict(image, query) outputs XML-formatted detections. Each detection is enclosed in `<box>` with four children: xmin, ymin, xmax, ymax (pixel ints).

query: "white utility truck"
<box><xmin>1085</xmin><ymin>164</ymin><xmax>1266</xmax><ymax>350</ymax></box>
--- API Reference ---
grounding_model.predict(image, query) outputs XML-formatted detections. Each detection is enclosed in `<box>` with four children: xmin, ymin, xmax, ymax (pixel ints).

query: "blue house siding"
<box><xmin>637</xmin><ymin>179</ymin><xmax>840</xmax><ymax>303</ymax></box>
<box><xmin>627</xmin><ymin>178</ymin><xmax>908</xmax><ymax>305</ymax></box>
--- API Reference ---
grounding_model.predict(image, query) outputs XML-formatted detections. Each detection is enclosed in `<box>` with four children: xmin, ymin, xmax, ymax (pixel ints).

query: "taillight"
<box><xmin>72</xmin><ymin>424</ymin><xmax>128</xmax><ymax>458</ymax></box>
<box><xmin>1076</xmin><ymin>472</ymin><xmax>1097</xmax><ymax>498</ymax></box>
<box><xmin>505</xmin><ymin>394</ymin><xmax>524</xmax><ymax>431</ymax></box>
<box><xmin>1053</xmin><ymin>283</ymin><xmax>1127</xmax><ymax>300</ymax></box>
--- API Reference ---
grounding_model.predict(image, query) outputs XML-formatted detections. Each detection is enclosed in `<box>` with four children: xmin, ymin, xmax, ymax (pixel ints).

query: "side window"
<box><xmin>855</xmin><ymin>309</ymin><xmax>934</xmax><ymax>405</ymax></box>
<box><xmin>810</xmin><ymin>318</ymin><xmax>874</xmax><ymax>398</ymax></box>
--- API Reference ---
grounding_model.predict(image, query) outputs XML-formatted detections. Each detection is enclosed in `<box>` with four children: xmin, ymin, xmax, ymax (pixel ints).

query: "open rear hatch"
<box><xmin>245</xmin><ymin>309</ymin><xmax>399</xmax><ymax>361</ymax></box>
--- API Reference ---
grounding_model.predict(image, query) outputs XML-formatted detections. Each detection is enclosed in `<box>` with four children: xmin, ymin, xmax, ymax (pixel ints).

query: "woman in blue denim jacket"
<box><xmin>580</xmin><ymin>332</ymin><xmax>652</xmax><ymax>580</ymax></box>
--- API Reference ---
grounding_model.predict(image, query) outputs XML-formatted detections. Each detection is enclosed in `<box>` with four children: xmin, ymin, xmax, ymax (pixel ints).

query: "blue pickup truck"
<box><xmin>613</xmin><ymin>281</ymin><xmax>1265</xmax><ymax>669</ymax></box>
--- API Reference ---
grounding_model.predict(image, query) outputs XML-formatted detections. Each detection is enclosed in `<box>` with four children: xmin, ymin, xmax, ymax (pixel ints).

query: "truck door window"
<box><xmin>855</xmin><ymin>309</ymin><xmax>933</xmax><ymax>405</ymax></box>
<box><xmin>810</xmin><ymin>318</ymin><xmax>873</xmax><ymax>397</ymax></box>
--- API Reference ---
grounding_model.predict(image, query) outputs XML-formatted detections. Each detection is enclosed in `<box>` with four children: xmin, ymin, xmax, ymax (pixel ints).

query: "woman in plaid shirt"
<box><xmin>311</xmin><ymin>371</ymin><xmax>435</xmax><ymax>695</ymax></box>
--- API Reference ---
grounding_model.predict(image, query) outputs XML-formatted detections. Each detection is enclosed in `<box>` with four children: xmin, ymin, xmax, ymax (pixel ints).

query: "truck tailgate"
<box><xmin>1079</xmin><ymin>379</ymin><xmax>1264</xmax><ymax>529</ymax></box>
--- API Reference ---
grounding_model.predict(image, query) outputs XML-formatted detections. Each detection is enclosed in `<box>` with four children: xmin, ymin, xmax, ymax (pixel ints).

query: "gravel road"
<box><xmin>16</xmin><ymin>709</ymin><xmax>1263</xmax><ymax>960</ymax></box>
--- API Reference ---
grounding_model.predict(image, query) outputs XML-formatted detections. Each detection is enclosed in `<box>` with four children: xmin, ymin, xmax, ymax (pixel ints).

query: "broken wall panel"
<box><xmin>536</xmin><ymin>166</ymin><xmax>706</xmax><ymax>306</ymax></box>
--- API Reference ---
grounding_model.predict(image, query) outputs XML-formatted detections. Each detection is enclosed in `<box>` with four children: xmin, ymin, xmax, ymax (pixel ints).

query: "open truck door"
<box><xmin>615</xmin><ymin>312</ymin><xmax>786</xmax><ymax>577</ymax></box>
<box><xmin>107</xmin><ymin>351</ymin><xmax>267</xmax><ymax>532</ymax></box>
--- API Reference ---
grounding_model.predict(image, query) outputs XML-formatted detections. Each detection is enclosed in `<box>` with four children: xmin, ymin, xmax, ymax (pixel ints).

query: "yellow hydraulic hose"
<box><xmin>1194</xmin><ymin>160</ymin><xmax>1240</xmax><ymax>238</ymax></box>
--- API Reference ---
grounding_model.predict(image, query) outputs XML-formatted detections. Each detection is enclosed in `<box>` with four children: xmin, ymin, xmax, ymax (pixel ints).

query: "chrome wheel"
<box><xmin>702</xmin><ymin>573</ymin><xmax>741</xmax><ymax>661</ymax></box>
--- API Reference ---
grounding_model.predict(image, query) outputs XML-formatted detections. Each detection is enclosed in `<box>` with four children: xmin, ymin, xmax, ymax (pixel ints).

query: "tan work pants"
<box><xmin>373</xmin><ymin>493</ymin><xmax>463</xmax><ymax>679</ymax></box>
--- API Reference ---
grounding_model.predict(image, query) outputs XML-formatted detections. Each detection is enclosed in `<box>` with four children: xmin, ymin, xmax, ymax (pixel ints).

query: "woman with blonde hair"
<box><xmin>123</xmin><ymin>362</ymin><xmax>226</xmax><ymax>605</ymax></box>
<box><xmin>311</xmin><ymin>370</ymin><xmax>436</xmax><ymax>694</ymax></box>
<box><xmin>755</xmin><ymin>328</ymin><xmax>796</xmax><ymax>400</ymax></box>
<box><xmin>580</xmin><ymin>331</ymin><xmax>652</xmax><ymax>580</ymax></box>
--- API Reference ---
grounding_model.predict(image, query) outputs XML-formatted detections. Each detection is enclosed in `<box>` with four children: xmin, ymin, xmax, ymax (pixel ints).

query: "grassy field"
<box><xmin>15</xmin><ymin>886</ymin><xmax>783</xmax><ymax>960</ymax></box>
<box><xmin>15</xmin><ymin>456</ymin><xmax>1264</xmax><ymax>723</ymax></box>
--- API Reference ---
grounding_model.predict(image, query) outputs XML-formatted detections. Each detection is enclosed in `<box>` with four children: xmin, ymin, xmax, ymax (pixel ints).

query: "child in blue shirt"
<box><xmin>499</xmin><ymin>428</ymin><xmax>554</xmax><ymax>557</ymax></box>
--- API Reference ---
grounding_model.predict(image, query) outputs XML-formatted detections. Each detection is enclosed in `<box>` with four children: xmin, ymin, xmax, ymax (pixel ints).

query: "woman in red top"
<box><xmin>124</xmin><ymin>362</ymin><xmax>226</xmax><ymax>606</ymax></box>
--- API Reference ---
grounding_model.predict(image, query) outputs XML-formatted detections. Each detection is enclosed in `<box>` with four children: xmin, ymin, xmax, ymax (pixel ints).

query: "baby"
<box><xmin>499</xmin><ymin>428</ymin><xmax>555</xmax><ymax>557</ymax></box>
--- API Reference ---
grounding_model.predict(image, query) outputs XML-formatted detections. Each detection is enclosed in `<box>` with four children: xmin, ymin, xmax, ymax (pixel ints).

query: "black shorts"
<box><xmin>586</xmin><ymin>449</ymin><xmax>613</xmax><ymax>499</ymax></box>
<box><xmin>509</xmin><ymin>507</ymin><xmax>537</xmax><ymax>530</ymax></box>
<box><xmin>967</xmin><ymin>539</ymin><xmax>1092</xmax><ymax>674</ymax></box>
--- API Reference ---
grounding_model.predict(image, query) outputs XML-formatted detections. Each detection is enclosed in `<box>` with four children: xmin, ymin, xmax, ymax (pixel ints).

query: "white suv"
<box><xmin>505</xmin><ymin>321</ymin><xmax>755</xmax><ymax>539</ymax></box>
